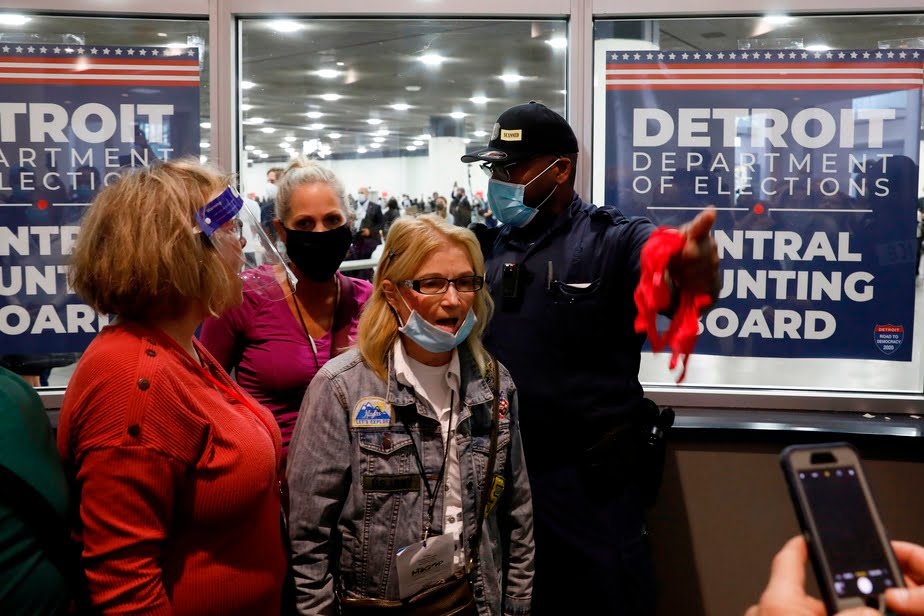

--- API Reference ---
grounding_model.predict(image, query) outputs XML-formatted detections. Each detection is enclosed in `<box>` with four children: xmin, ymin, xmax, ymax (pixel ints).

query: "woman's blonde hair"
<box><xmin>275</xmin><ymin>157</ymin><xmax>349</xmax><ymax>223</ymax></box>
<box><xmin>357</xmin><ymin>214</ymin><xmax>494</xmax><ymax>380</ymax></box>
<box><xmin>69</xmin><ymin>157</ymin><xmax>239</xmax><ymax>320</ymax></box>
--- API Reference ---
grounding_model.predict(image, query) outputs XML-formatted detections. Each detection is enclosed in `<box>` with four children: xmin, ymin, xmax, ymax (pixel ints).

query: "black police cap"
<box><xmin>461</xmin><ymin>101</ymin><xmax>578</xmax><ymax>165</ymax></box>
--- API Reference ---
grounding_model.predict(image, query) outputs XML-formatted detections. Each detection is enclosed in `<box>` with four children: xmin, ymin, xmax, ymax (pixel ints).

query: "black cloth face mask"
<box><xmin>284</xmin><ymin>223</ymin><xmax>353</xmax><ymax>282</ymax></box>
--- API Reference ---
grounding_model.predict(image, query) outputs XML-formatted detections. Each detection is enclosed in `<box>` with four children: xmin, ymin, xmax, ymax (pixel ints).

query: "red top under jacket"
<box><xmin>57</xmin><ymin>321</ymin><xmax>287</xmax><ymax>615</ymax></box>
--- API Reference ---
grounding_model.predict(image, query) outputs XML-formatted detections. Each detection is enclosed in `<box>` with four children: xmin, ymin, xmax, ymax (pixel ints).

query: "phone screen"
<box><xmin>800</xmin><ymin>466</ymin><xmax>897</xmax><ymax>598</ymax></box>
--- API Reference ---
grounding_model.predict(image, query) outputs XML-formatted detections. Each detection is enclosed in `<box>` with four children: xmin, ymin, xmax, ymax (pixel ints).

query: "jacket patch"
<box><xmin>352</xmin><ymin>397</ymin><xmax>394</xmax><ymax>428</ymax></box>
<box><xmin>362</xmin><ymin>473</ymin><xmax>421</xmax><ymax>493</ymax></box>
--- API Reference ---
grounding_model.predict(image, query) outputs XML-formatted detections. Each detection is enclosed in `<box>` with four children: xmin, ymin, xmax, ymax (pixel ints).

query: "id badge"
<box><xmin>396</xmin><ymin>533</ymin><xmax>455</xmax><ymax>599</ymax></box>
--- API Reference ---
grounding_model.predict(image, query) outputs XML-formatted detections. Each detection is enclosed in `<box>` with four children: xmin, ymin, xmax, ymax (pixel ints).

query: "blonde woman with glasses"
<box><xmin>286</xmin><ymin>215</ymin><xmax>534</xmax><ymax>615</ymax></box>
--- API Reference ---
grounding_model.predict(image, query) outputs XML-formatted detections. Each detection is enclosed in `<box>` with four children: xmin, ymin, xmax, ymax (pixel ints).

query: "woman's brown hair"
<box><xmin>68</xmin><ymin>158</ymin><xmax>239</xmax><ymax>320</ymax></box>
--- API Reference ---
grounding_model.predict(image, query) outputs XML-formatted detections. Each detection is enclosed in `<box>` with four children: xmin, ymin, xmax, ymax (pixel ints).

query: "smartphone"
<box><xmin>780</xmin><ymin>442</ymin><xmax>904</xmax><ymax>614</ymax></box>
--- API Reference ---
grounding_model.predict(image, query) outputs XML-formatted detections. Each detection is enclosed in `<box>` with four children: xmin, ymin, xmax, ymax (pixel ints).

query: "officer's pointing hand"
<box><xmin>668</xmin><ymin>206</ymin><xmax>721</xmax><ymax>300</ymax></box>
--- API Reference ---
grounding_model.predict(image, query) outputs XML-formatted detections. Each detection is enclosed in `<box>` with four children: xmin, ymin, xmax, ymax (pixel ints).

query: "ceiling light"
<box><xmin>357</xmin><ymin>147</ymin><xmax>367</xmax><ymax>154</ymax></box>
<box><xmin>200</xmin><ymin>121</ymin><xmax>211</xmax><ymax>129</ymax></box>
<box><xmin>407</xmin><ymin>146</ymin><xmax>417</xmax><ymax>151</ymax></box>
<box><xmin>560</xmin><ymin>89</ymin><xmax>567</xmax><ymax>95</ymax></box>
<box><xmin>412</xmin><ymin>140</ymin><xmax>424</xmax><ymax>146</ymax></box>
<box><xmin>329</xmin><ymin>132</ymin><xmax>342</xmax><ymax>139</ymax></box>
<box><xmin>375</xmin><ymin>129</ymin><xmax>390</xmax><ymax>136</ymax></box>
<box><xmin>241</xmin><ymin>104</ymin><xmax>254</xmax><ymax>111</ymax></box>
<box><xmin>370</xmin><ymin>143</ymin><xmax>382</xmax><ymax>149</ymax></box>
<box><xmin>245</xmin><ymin>145</ymin><xmax>255</xmax><ymax>151</ymax></box>
<box><xmin>315</xmin><ymin>69</ymin><xmax>340</xmax><ymax>78</ymax></box>
<box><xmin>269</xmin><ymin>20</ymin><xmax>302</xmax><ymax>33</ymax></box>
<box><xmin>450</xmin><ymin>112</ymin><xmax>466</xmax><ymax>119</ymax></box>
<box><xmin>308</xmin><ymin>123</ymin><xmax>325</xmax><ymax>130</ymax></box>
<box><xmin>419</xmin><ymin>133</ymin><xmax>432</xmax><ymax>140</ymax></box>
<box><xmin>464</xmin><ymin>138</ymin><xmax>471</xmax><ymax>144</ymax></box>
<box><xmin>285</xmin><ymin>135</ymin><xmax>296</xmax><ymax>142</ymax></box>
<box><xmin>391</xmin><ymin>103</ymin><xmax>411</xmax><ymax>111</ymax></box>
<box><xmin>252</xmin><ymin>149</ymin><xmax>263</xmax><ymax>155</ymax></box>
<box><xmin>320</xmin><ymin>93</ymin><xmax>341</xmax><ymax>101</ymax></box>
<box><xmin>419</xmin><ymin>53</ymin><xmax>445</xmax><ymax>66</ymax></box>
<box><xmin>546</xmin><ymin>36</ymin><xmax>567</xmax><ymax>49</ymax></box>
<box><xmin>165</xmin><ymin>43</ymin><xmax>187</xmax><ymax>50</ymax></box>
<box><xmin>367</xmin><ymin>118</ymin><xmax>383</xmax><ymax>125</ymax></box>
<box><xmin>405</xmin><ymin>85</ymin><xmax>421</xmax><ymax>92</ymax></box>
<box><xmin>241</xmin><ymin>81</ymin><xmax>256</xmax><ymax>89</ymax></box>
<box><xmin>279</xmin><ymin>142</ymin><xmax>290</xmax><ymax>149</ymax></box>
<box><xmin>259</xmin><ymin>153</ymin><xmax>269</xmax><ymax>159</ymax></box>
<box><xmin>157</xmin><ymin>32</ymin><xmax>167</xmax><ymax>37</ymax></box>
<box><xmin>499</xmin><ymin>73</ymin><xmax>524</xmax><ymax>83</ymax></box>
<box><xmin>200</xmin><ymin>142</ymin><xmax>210</xmax><ymax>149</ymax></box>
<box><xmin>373</xmin><ymin>137</ymin><xmax>386</xmax><ymax>143</ymax></box>
<box><xmin>469</xmin><ymin>96</ymin><xmax>488</xmax><ymax>104</ymax></box>
<box><xmin>805</xmin><ymin>44</ymin><xmax>832</xmax><ymax>52</ymax></box>
<box><xmin>260</xmin><ymin>126</ymin><xmax>276</xmax><ymax>133</ymax></box>
<box><xmin>200</xmin><ymin>155</ymin><xmax>207</xmax><ymax>163</ymax></box>
<box><xmin>473</xmin><ymin>130</ymin><xmax>487</xmax><ymax>137</ymax></box>
<box><xmin>305</xmin><ymin>111</ymin><xmax>323</xmax><ymax>118</ymax></box>
<box><xmin>337</xmin><ymin>61</ymin><xmax>345</xmax><ymax>66</ymax></box>
<box><xmin>243</xmin><ymin>117</ymin><xmax>265</xmax><ymax>125</ymax></box>
<box><xmin>763</xmin><ymin>14</ymin><xmax>794</xmax><ymax>25</ymax></box>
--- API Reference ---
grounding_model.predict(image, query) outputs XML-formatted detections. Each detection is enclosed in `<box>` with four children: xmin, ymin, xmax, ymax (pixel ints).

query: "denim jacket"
<box><xmin>286</xmin><ymin>345</ymin><xmax>534</xmax><ymax>616</ymax></box>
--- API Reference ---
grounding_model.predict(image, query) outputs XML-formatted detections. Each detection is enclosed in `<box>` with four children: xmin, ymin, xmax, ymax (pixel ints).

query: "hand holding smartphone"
<box><xmin>781</xmin><ymin>442</ymin><xmax>904</xmax><ymax>614</ymax></box>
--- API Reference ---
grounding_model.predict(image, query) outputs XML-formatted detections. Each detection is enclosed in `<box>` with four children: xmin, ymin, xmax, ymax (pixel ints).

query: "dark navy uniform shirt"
<box><xmin>483</xmin><ymin>192</ymin><xmax>655</xmax><ymax>464</ymax></box>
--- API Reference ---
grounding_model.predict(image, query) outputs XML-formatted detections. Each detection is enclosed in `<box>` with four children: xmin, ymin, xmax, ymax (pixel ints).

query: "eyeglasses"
<box><xmin>217</xmin><ymin>217</ymin><xmax>245</xmax><ymax>240</ymax></box>
<box><xmin>399</xmin><ymin>275</ymin><xmax>484</xmax><ymax>295</ymax></box>
<box><xmin>479</xmin><ymin>161</ymin><xmax>519</xmax><ymax>182</ymax></box>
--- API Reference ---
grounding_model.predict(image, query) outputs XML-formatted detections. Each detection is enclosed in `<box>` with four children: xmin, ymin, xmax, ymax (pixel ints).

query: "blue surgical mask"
<box><xmin>396</xmin><ymin>293</ymin><xmax>478</xmax><ymax>353</ymax></box>
<box><xmin>487</xmin><ymin>159</ymin><xmax>560</xmax><ymax>227</ymax></box>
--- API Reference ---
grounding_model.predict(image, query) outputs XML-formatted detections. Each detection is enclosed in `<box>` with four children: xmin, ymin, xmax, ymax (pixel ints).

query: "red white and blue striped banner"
<box><xmin>0</xmin><ymin>44</ymin><xmax>199</xmax><ymax>87</ymax></box>
<box><xmin>606</xmin><ymin>49</ymin><xmax>923</xmax><ymax>91</ymax></box>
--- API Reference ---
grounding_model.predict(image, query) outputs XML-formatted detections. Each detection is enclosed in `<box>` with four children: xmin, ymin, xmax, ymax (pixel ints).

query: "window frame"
<box><xmin>14</xmin><ymin>0</ymin><xmax>924</xmax><ymax>416</ymax></box>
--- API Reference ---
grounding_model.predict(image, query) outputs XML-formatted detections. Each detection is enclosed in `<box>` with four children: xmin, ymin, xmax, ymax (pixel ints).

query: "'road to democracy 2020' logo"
<box><xmin>874</xmin><ymin>325</ymin><xmax>904</xmax><ymax>355</ymax></box>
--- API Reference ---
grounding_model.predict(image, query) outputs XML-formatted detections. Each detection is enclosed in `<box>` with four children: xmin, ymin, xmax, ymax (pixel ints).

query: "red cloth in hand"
<box><xmin>634</xmin><ymin>227</ymin><xmax>713</xmax><ymax>382</ymax></box>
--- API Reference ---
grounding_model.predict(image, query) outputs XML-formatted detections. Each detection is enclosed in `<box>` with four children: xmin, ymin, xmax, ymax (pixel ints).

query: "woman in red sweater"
<box><xmin>58</xmin><ymin>159</ymin><xmax>288</xmax><ymax>615</ymax></box>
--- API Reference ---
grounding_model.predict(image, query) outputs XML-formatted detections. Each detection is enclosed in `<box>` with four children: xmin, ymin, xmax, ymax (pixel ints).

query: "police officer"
<box><xmin>461</xmin><ymin>101</ymin><xmax>719</xmax><ymax>615</ymax></box>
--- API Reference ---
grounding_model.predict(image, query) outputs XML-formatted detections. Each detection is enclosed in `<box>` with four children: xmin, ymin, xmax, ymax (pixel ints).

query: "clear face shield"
<box><xmin>194</xmin><ymin>185</ymin><xmax>297</xmax><ymax>300</ymax></box>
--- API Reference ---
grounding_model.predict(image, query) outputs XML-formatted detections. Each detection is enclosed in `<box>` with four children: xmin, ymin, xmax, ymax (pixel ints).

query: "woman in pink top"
<box><xmin>200</xmin><ymin>158</ymin><xmax>372</xmax><ymax>465</ymax></box>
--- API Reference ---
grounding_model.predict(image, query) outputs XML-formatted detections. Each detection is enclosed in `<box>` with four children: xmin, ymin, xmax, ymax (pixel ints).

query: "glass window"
<box><xmin>0</xmin><ymin>14</ymin><xmax>209</xmax><ymax>389</ymax></box>
<box><xmin>238</xmin><ymin>18</ymin><xmax>567</xmax><ymax>268</ymax></box>
<box><xmin>593</xmin><ymin>15</ymin><xmax>924</xmax><ymax>393</ymax></box>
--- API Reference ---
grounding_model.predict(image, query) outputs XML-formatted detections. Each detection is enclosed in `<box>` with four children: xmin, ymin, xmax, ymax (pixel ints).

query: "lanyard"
<box><xmin>287</xmin><ymin>276</ymin><xmax>341</xmax><ymax>369</ymax></box>
<box><xmin>402</xmin><ymin>391</ymin><xmax>454</xmax><ymax>542</ymax></box>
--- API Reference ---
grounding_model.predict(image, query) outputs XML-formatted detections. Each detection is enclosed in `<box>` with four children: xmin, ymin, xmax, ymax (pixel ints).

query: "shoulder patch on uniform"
<box><xmin>351</xmin><ymin>397</ymin><xmax>394</xmax><ymax>428</ymax></box>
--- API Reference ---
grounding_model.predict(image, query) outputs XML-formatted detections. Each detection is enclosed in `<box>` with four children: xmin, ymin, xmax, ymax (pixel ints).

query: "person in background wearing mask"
<box><xmin>462</xmin><ymin>101</ymin><xmax>720</xmax><ymax>615</ymax></box>
<box><xmin>748</xmin><ymin>536</ymin><xmax>924</xmax><ymax>616</ymax></box>
<box><xmin>350</xmin><ymin>186</ymin><xmax>384</xmax><ymax>281</ymax></box>
<box><xmin>287</xmin><ymin>215</ymin><xmax>533</xmax><ymax>615</ymax></box>
<box><xmin>201</xmin><ymin>158</ymin><xmax>372</xmax><ymax>468</ymax></box>
<box><xmin>435</xmin><ymin>195</ymin><xmax>454</xmax><ymax>226</ymax></box>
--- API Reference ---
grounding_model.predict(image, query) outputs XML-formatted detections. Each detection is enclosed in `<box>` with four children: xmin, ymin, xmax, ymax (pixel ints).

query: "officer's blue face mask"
<box><xmin>396</xmin><ymin>291</ymin><xmax>478</xmax><ymax>353</ymax></box>
<box><xmin>486</xmin><ymin>158</ymin><xmax>561</xmax><ymax>228</ymax></box>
